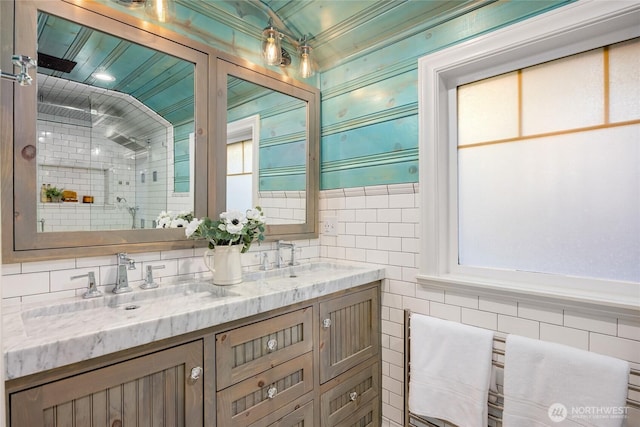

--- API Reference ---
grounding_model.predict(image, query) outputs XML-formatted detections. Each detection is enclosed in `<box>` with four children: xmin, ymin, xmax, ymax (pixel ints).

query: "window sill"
<box><xmin>416</xmin><ymin>273</ymin><xmax>640</xmax><ymax>319</ymax></box>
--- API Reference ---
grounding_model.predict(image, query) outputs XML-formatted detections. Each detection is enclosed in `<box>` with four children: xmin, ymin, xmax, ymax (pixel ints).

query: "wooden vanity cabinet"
<box><xmin>8</xmin><ymin>340</ymin><xmax>204</xmax><ymax>427</ymax></box>
<box><xmin>215</xmin><ymin>284</ymin><xmax>380</xmax><ymax>427</ymax></box>
<box><xmin>318</xmin><ymin>286</ymin><xmax>380</xmax><ymax>427</ymax></box>
<box><xmin>6</xmin><ymin>282</ymin><xmax>381</xmax><ymax>427</ymax></box>
<box><xmin>215</xmin><ymin>307</ymin><xmax>315</xmax><ymax>426</ymax></box>
<box><xmin>319</xmin><ymin>286</ymin><xmax>379</xmax><ymax>384</ymax></box>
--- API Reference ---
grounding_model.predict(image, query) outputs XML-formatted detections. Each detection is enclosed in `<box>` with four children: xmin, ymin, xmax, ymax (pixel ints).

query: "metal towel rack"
<box><xmin>403</xmin><ymin>310</ymin><xmax>640</xmax><ymax>427</ymax></box>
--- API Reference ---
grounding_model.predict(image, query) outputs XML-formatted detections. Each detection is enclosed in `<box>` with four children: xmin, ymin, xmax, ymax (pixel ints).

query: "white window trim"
<box><xmin>418</xmin><ymin>0</ymin><xmax>640</xmax><ymax>312</ymax></box>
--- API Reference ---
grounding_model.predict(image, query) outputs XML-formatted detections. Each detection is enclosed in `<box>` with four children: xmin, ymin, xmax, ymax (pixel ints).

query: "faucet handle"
<box><xmin>260</xmin><ymin>252</ymin><xmax>271</xmax><ymax>271</ymax></box>
<box><xmin>71</xmin><ymin>271</ymin><xmax>102</xmax><ymax>299</ymax></box>
<box><xmin>141</xmin><ymin>265</ymin><xmax>165</xmax><ymax>289</ymax></box>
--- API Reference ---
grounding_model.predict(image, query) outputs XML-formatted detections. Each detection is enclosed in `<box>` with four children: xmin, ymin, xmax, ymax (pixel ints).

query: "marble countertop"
<box><xmin>3</xmin><ymin>260</ymin><xmax>385</xmax><ymax>380</ymax></box>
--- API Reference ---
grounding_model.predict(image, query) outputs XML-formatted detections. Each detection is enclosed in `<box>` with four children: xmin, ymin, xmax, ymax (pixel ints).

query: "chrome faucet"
<box><xmin>71</xmin><ymin>271</ymin><xmax>102</xmax><ymax>299</ymax></box>
<box><xmin>141</xmin><ymin>264</ymin><xmax>165</xmax><ymax>290</ymax></box>
<box><xmin>113</xmin><ymin>252</ymin><xmax>136</xmax><ymax>294</ymax></box>
<box><xmin>276</xmin><ymin>240</ymin><xmax>298</xmax><ymax>268</ymax></box>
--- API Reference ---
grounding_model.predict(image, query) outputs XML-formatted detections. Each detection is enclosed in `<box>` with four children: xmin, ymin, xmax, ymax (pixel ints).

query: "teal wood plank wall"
<box><xmin>319</xmin><ymin>0</ymin><xmax>573</xmax><ymax>190</ymax></box>
<box><xmin>228</xmin><ymin>90</ymin><xmax>307</xmax><ymax>192</ymax></box>
<box><xmin>96</xmin><ymin>0</ymin><xmax>574</xmax><ymax>191</ymax></box>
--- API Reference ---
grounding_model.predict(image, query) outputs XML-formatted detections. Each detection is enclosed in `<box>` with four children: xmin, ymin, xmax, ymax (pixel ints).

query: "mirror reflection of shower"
<box><xmin>116</xmin><ymin>196</ymin><xmax>139</xmax><ymax>229</ymax></box>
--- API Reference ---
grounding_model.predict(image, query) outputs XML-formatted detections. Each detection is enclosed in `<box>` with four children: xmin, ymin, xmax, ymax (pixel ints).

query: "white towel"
<box><xmin>503</xmin><ymin>335</ymin><xmax>630</xmax><ymax>427</ymax></box>
<box><xmin>408</xmin><ymin>314</ymin><xmax>495</xmax><ymax>427</ymax></box>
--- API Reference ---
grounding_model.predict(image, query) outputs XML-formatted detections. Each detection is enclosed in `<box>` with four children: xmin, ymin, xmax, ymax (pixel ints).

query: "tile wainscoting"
<box><xmin>316</xmin><ymin>183</ymin><xmax>640</xmax><ymax>427</ymax></box>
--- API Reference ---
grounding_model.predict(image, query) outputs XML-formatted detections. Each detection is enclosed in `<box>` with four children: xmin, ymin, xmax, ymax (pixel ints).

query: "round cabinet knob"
<box><xmin>190</xmin><ymin>366</ymin><xmax>203</xmax><ymax>381</ymax></box>
<box><xmin>349</xmin><ymin>391</ymin><xmax>358</xmax><ymax>401</ymax></box>
<box><xmin>322</xmin><ymin>318</ymin><xmax>332</xmax><ymax>328</ymax></box>
<box><xmin>267</xmin><ymin>386</ymin><xmax>278</xmax><ymax>399</ymax></box>
<box><xmin>267</xmin><ymin>339</ymin><xmax>278</xmax><ymax>351</ymax></box>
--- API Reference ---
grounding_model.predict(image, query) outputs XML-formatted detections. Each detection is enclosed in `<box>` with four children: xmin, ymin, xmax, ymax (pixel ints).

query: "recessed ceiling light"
<box><xmin>94</xmin><ymin>72</ymin><xmax>115</xmax><ymax>82</ymax></box>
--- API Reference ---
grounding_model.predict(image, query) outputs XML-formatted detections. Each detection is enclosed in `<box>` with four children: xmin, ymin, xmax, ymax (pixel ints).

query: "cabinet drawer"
<box><xmin>249</xmin><ymin>399</ymin><xmax>314</xmax><ymax>427</ymax></box>
<box><xmin>321</xmin><ymin>360</ymin><xmax>379</xmax><ymax>427</ymax></box>
<box><xmin>319</xmin><ymin>286</ymin><xmax>379</xmax><ymax>383</ymax></box>
<box><xmin>217</xmin><ymin>352</ymin><xmax>314</xmax><ymax>427</ymax></box>
<box><xmin>216</xmin><ymin>307</ymin><xmax>314</xmax><ymax>389</ymax></box>
<box><xmin>331</xmin><ymin>399</ymin><xmax>379</xmax><ymax>427</ymax></box>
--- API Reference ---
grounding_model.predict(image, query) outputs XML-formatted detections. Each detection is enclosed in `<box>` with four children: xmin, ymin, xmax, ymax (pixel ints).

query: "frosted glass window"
<box><xmin>227</xmin><ymin>141</ymin><xmax>244</xmax><ymax>175</ymax></box>
<box><xmin>521</xmin><ymin>49</ymin><xmax>604</xmax><ymax>135</ymax></box>
<box><xmin>609</xmin><ymin>38</ymin><xmax>640</xmax><ymax>123</ymax></box>
<box><xmin>227</xmin><ymin>139</ymin><xmax>253</xmax><ymax>212</ymax></box>
<box><xmin>457</xmin><ymin>38</ymin><xmax>640</xmax><ymax>283</ymax></box>
<box><xmin>243</xmin><ymin>141</ymin><xmax>253</xmax><ymax>172</ymax></box>
<box><xmin>227</xmin><ymin>174</ymin><xmax>252</xmax><ymax>213</ymax></box>
<box><xmin>458</xmin><ymin>72</ymin><xmax>519</xmax><ymax>146</ymax></box>
<box><xmin>458</xmin><ymin>125</ymin><xmax>639</xmax><ymax>282</ymax></box>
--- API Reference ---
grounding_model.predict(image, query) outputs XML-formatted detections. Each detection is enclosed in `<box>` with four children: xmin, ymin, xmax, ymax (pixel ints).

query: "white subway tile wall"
<box><xmin>317</xmin><ymin>184</ymin><xmax>640</xmax><ymax>427</ymax></box>
<box><xmin>2</xmin><ymin>183</ymin><xmax>639</xmax><ymax>427</ymax></box>
<box><xmin>258</xmin><ymin>191</ymin><xmax>307</xmax><ymax>224</ymax></box>
<box><xmin>37</xmin><ymin>105</ymin><xmax>186</xmax><ymax>232</ymax></box>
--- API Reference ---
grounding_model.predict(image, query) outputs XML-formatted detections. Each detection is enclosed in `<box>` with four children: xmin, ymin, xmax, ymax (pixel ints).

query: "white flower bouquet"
<box><xmin>184</xmin><ymin>207</ymin><xmax>266</xmax><ymax>253</ymax></box>
<box><xmin>155</xmin><ymin>210</ymin><xmax>195</xmax><ymax>228</ymax></box>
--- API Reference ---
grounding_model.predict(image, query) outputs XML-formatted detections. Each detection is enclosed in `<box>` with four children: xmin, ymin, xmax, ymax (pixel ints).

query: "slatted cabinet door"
<box><xmin>10</xmin><ymin>340</ymin><xmax>204</xmax><ymax>427</ymax></box>
<box><xmin>318</xmin><ymin>286</ymin><xmax>379</xmax><ymax>384</ymax></box>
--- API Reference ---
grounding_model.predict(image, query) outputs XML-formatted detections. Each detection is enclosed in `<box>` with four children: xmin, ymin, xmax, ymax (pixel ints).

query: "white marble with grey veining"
<box><xmin>3</xmin><ymin>260</ymin><xmax>385</xmax><ymax>380</ymax></box>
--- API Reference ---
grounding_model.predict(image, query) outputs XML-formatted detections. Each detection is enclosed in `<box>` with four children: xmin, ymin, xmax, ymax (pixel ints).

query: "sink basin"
<box><xmin>245</xmin><ymin>261</ymin><xmax>367</xmax><ymax>280</ymax></box>
<box><xmin>20</xmin><ymin>281</ymin><xmax>235</xmax><ymax>337</ymax></box>
<box><xmin>17</xmin><ymin>261</ymin><xmax>380</xmax><ymax>339</ymax></box>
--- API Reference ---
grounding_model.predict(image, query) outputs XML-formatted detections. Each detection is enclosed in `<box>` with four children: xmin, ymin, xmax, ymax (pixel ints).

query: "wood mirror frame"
<box><xmin>217</xmin><ymin>57</ymin><xmax>319</xmax><ymax>241</ymax></box>
<box><xmin>1</xmin><ymin>0</ymin><xmax>319</xmax><ymax>263</ymax></box>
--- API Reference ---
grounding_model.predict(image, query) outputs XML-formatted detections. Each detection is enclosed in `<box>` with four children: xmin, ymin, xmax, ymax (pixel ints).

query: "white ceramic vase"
<box><xmin>203</xmin><ymin>244</ymin><xmax>243</xmax><ymax>285</ymax></box>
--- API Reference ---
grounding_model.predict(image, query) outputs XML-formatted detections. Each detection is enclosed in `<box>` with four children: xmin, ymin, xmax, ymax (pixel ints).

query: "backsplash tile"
<box><xmin>2</xmin><ymin>272</ymin><xmax>50</xmax><ymax>298</ymax></box>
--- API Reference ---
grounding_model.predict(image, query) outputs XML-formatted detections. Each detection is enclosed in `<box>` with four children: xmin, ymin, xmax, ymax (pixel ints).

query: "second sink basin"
<box><xmin>20</xmin><ymin>281</ymin><xmax>235</xmax><ymax>337</ymax></box>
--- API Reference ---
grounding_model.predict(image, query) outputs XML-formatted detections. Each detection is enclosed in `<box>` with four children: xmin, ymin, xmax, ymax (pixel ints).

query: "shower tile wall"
<box><xmin>36</xmin><ymin>117</ymin><xmax>175</xmax><ymax>231</ymax></box>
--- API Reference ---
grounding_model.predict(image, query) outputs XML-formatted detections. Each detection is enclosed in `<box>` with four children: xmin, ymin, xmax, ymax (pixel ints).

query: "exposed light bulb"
<box><xmin>262</xmin><ymin>25</ymin><xmax>281</xmax><ymax>66</ymax></box>
<box><xmin>144</xmin><ymin>0</ymin><xmax>175</xmax><ymax>23</ymax></box>
<box><xmin>298</xmin><ymin>45</ymin><xmax>315</xmax><ymax>78</ymax></box>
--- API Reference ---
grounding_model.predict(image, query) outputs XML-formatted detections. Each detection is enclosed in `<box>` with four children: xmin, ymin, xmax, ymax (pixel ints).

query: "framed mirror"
<box><xmin>2</xmin><ymin>0</ymin><xmax>212</xmax><ymax>262</ymax></box>
<box><xmin>217</xmin><ymin>58</ymin><xmax>319</xmax><ymax>239</ymax></box>
<box><xmin>35</xmin><ymin>12</ymin><xmax>195</xmax><ymax>232</ymax></box>
<box><xmin>1</xmin><ymin>0</ymin><xmax>319</xmax><ymax>263</ymax></box>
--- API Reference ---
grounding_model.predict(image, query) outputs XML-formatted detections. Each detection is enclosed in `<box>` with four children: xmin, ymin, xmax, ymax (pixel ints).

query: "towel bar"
<box><xmin>404</xmin><ymin>310</ymin><xmax>640</xmax><ymax>427</ymax></box>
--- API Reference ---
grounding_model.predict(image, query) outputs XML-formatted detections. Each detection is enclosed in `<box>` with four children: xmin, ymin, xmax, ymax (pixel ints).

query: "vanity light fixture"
<box><xmin>144</xmin><ymin>0</ymin><xmax>175</xmax><ymax>23</ymax></box>
<box><xmin>262</xmin><ymin>20</ymin><xmax>282</xmax><ymax>66</ymax></box>
<box><xmin>261</xmin><ymin>20</ymin><xmax>316</xmax><ymax>78</ymax></box>
<box><xmin>298</xmin><ymin>38</ymin><xmax>316</xmax><ymax>79</ymax></box>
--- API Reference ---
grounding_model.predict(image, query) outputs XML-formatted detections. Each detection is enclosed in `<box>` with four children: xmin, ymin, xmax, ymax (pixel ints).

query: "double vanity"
<box><xmin>4</xmin><ymin>261</ymin><xmax>384</xmax><ymax>426</ymax></box>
